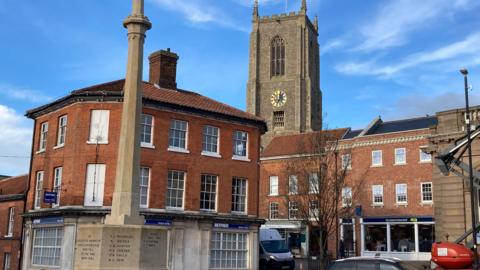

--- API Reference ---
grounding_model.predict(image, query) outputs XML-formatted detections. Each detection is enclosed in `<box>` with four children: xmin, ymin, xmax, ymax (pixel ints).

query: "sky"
<box><xmin>0</xmin><ymin>0</ymin><xmax>479</xmax><ymax>176</ymax></box>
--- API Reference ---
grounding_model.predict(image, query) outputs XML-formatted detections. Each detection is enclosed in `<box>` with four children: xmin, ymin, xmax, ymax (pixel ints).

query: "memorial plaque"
<box><xmin>74</xmin><ymin>224</ymin><xmax>168</xmax><ymax>270</ymax></box>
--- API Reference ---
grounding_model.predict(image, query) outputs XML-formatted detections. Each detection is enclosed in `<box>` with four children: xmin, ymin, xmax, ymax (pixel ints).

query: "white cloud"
<box><xmin>149</xmin><ymin>0</ymin><xmax>249</xmax><ymax>32</ymax></box>
<box><xmin>0</xmin><ymin>83</ymin><xmax>53</xmax><ymax>103</ymax></box>
<box><xmin>355</xmin><ymin>0</ymin><xmax>471</xmax><ymax>52</ymax></box>
<box><xmin>0</xmin><ymin>105</ymin><xmax>32</xmax><ymax>176</ymax></box>
<box><xmin>336</xmin><ymin>32</ymin><xmax>480</xmax><ymax>77</ymax></box>
<box><xmin>321</xmin><ymin>39</ymin><xmax>345</xmax><ymax>55</ymax></box>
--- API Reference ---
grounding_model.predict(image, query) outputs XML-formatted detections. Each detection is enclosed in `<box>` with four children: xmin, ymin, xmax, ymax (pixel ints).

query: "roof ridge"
<box><xmin>380</xmin><ymin>115</ymin><xmax>436</xmax><ymax>124</ymax></box>
<box><xmin>72</xmin><ymin>79</ymin><xmax>125</xmax><ymax>93</ymax></box>
<box><xmin>0</xmin><ymin>174</ymin><xmax>28</xmax><ymax>182</ymax></box>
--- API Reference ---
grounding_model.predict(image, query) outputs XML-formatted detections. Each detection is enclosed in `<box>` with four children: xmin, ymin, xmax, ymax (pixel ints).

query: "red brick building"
<box><xmin>259</xmin><ymin>116</ymin><xmax>436</xmax><ymax>261</ymax></box>
<box><xmin>21</xmin><ymin>49</ymin><xmax>266</xmax><ymax>270</ymax></box>
<box><xmin>0</xmin><ymin>175</ymin><xmax>28</xmax><ymax>270</ymax></box>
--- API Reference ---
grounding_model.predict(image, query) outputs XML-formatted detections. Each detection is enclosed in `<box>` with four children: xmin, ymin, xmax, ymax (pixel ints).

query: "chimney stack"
<box><xmin>148</xmin><ymin>48</ymin><xmax>179</xmax><ymax>89</ymax></box>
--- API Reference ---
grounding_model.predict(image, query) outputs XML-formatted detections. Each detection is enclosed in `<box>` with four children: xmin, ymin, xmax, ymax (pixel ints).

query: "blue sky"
<box><xmin>0</xmin><ymin>0</ymin><xmax>479</xmax><ymax>175</ymax></box>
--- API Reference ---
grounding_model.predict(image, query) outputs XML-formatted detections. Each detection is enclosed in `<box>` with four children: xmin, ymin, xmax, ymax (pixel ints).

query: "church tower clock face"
<box><xmin>270</xmin><ymin>90</ymin><xmax>287</xmax><ymax>108</ymax></box>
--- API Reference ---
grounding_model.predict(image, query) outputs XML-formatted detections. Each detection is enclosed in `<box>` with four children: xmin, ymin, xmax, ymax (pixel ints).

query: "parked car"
<box><xmin>259</xmin><ymin>228</ymin><xmax>295</xmax><ymax>270</ymax></box>
<box><xmin>328</xmin><ymin>257</ymin><xmax>419</xmax><ymax>270</ymax></box>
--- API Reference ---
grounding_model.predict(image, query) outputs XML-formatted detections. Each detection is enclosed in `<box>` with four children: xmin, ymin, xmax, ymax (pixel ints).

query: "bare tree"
<box><xmin>282</xmin><ymin>130</ymin><xmax>367</xmax><ymax>269</ymax></box>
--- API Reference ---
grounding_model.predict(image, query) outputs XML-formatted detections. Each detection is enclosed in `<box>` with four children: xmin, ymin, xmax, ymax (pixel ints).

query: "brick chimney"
<box><xmin>148</xmin><ymin>48</ymin><xmax>179</xmax><ymax>89</ymax></box>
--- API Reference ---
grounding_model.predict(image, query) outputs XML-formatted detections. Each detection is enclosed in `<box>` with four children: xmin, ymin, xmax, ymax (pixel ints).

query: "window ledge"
<box><xmin>166</xmin><ymin>207</ymin><xmax>184</xmax><ymax>211</ymax></box>
<box><xmin>53</xmin><ymin>144</ymin><xmax>64</xmax><ymax>150</ymax></box>
<box><xmin>35</xmin><ymin>149</ymin><xmax>46</xmax><ymax>154</ymax></box>
<box><xmin>268</xmin><ymin>194</ymin><xmax>279</xmax><ymax>197</ymax></box>
<box><xmin>371</xmin><ymin>203</ymin><xmax>384</xmax><ymax>207</ymax></box>
<box><xmin>200</xmin><ymin>209</ymin><xmax>217</xmax><ymax>213</ymax></box>
<box><xmin>394</xmin><ymin>163</ymin><xmax>407</xmax><ymax>166</ymax></box>
<box><xmin>141</xmin><ymin>143</ymin><xmax>155</xmax><ymax>149</ymax></box>
<box><xmin>201</xmin><ymin>151</ymin><xmax>222</xmax><ymax>158</ymax></box>
<box><xmin>232</xmin><ymin>155</ymin><xmax>251</xmax><ymax>162</ymax></box>
<box><xmin>371</xmin><ymin>164</ymin><xmax>383</xmax><ymax>168</ymax></box>
<box><xmin>420</xmin><ymin>201</ymin><xmax>433</xmax><ymax>206</ymax></box>
<box><xmin>168</xmin><ymin>147</ymin><xmax>190</xmax><ymax>154</ymax></box>
<box><xmin>395</xmin><ymin>202</ymin><xmax>408</xmax><ymax>207</ymax></box>
<box><xmin>419</xmin><ymin>160</ymin><xmax>432</xmax><ymax>164</ymax></box>
<box><xmin>231</xmin><ymin>211</ymin><xmax>247</xmax><ymax>216</ymax></box>
<box><xmin>4</xmin><ymin>234</ymin><xmax>12</xmax><ymax>238</ymax></box>
<box><xmin>86</xmin><ymin>141</ymin><xmax>108</xmax><ymax>145</ymax></box>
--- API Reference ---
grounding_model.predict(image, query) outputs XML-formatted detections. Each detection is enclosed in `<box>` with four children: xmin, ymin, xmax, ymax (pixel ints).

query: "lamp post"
<box><xmin>461</xmin><ymin>68</ymin><xmax>479</xmax><ymax>270</ymax></box>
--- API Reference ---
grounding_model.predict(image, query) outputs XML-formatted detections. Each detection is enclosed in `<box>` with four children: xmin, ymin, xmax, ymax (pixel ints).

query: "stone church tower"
<box><xmin>246</xmin><ymin>0</ymin><xmax>322</xmax><ymax>147</ymax></box>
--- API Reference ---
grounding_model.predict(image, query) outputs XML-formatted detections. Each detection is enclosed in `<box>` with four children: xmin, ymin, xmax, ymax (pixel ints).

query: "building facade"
<box><xmin>429</xmin><ymin>106</ymin><xmax>480</xmax><ymax>243</ymax></box>
<box><xmin>0</xmin><ymin>175</ymin><xmax>28</xmax><ymax>270</ymax></box>
<box><xmin>246</xmin><ymin>1</ymin><xmax>322</xmax><ymax>147</ymax></box>
<box><xmin>259</xmin><ymin>116</ymin><xmax>437</xmax><ymax>261</ymax></box>
<box><xmin>21</xmin><ymin>49</ymin><xmax>267</xmax><ymax>270</ymax></box>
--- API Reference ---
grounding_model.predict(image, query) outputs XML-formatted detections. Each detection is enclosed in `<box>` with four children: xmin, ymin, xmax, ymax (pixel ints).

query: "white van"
<box><xmin>259</xmin><ymin>228</ymin><xmax>295</xmax><ymax>270</ymax></box>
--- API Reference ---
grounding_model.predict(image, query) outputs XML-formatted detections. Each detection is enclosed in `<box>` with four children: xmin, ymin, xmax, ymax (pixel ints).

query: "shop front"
<box><xmin>360</xmin><ymin>217</ymin><xmax>435</xmax><ymax>261</ymax></box>
<box><xmin>261</xmin><ymin>220</ymin><xmax>308</xmax><ymax>257</ymax></box>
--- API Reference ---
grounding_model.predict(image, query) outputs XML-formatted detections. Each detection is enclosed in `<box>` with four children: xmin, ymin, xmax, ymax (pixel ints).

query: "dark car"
<box><xmin>328</xmin><ymin>257</ymin><xmax>420</xmax><ymax>270</ymax></box>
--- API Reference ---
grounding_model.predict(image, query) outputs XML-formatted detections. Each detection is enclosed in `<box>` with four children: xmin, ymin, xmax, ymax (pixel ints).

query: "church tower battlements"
<box><xmin>247</xmin><ymin>0</ymin><xmax>322</xmax><ymax>147</ymax></box>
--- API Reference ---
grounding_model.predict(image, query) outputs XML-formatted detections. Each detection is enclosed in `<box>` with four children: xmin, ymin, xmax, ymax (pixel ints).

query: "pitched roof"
<box><xmin>261</xmin><ymin>128</ymin><xmax>349</xmax><ymax>158</ymax></box>
<box><xmin>27</xmin><ymin>79</ymin><xmax>266</xmax><ymax>129</ymax></box>
<box><xmin>0</xmin><ymin>174</ymin><xmax>28</xmax><ymax>196</ymax></box>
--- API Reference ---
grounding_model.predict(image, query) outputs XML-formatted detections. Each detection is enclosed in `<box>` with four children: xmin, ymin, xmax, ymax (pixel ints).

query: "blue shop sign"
<box><xmin>43</xmin><ymin>192</ymin><xmax>57</xmax><ymax>204</ymax></box>
<box><xmin>213</xmin><ymin>223</ymin><xmax>249</xmax><ymax>230</ymax></box>
<box><xmin>144</xmin><ymin>219</ymin><xmax>172</xmax><ymax>227</ymax></box>
<box><xmin>33</xmin><ymin>216</ymin><xmax>64</xmax><ymax>225</ymax></box>
<box><xmin>363</xmin><ymin>217</ymin><xmax>434</xmax><ymax>223</ymax></box>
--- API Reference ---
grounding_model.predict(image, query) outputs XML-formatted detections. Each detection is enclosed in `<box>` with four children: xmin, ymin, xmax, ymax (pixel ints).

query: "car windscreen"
<box><xmin>261</xmin><ymin>240</ymin><xmax>289</xmax><ymax>253</ymax></box>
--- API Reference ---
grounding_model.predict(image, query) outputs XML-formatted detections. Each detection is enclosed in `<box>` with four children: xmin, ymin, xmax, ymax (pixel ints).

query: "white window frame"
<box><xmin>231</xmin><ymin>177</ymin><xmax>247</xmax><ymax>214</ymax></box>
<box><xmin>201</xmin><ymin>125</ymin><xmax>221</xmax><ymax>158</ymax></box>
<box><xmin>38</xmin><ymin>122</ymin><xmax>48</xmax><ymax>152</ymax></box>
<box><xmin>3</xmin><ymin>252</ymin><xmax>11</xmax><ymax>270</ymax></box>
<box><xmin>139</xmin><ymin>167</ymin><xmax>150</xmax><ymax>208</ymax></box>
<box><xmin>342</xmin><ymin>154</ymin><xmax>352</xmax><ymax>170</ymax></box>
<box><xmin>87</xmin><ymin>110</ymin><xmax>110</xmax><ymax>144</ymax></box>
<box><xmin>84</xmin><ymin>164</ymin><xmax>106</xmax><ymax>207</ymax></box>
<box><xmin>209</xmin><ymin>231</ymin><xmax>248</xmax><ymax>269</ymax></box>
<box><xmin>55</xmin><ymin>115</ymin><xmax>67</xmax><ymax>147</ymax></box>
<box><xmin>140</xmin><ymin>114</ymin><xmax>154</xmax><ymax>148</ymax></box>
<box><xmin>168</xmin><ymin>119</ymin><xmax>189</xmax><ymax>153</ymax></box>
<box><xmin>288</xmin><ymin>201</ymin><xmax>298</xmax><ymax>220</ymax></box>
<box><xmin>31</xmin><ymin>227</ymin><xmax>63</xmax><ymax>267</ymax></box>
<box><xmin>166</xmin><ymin>170</ymin><xmax>186</xmax><ymax>210</ymax></box>
<box><xmin>309</xmin><ymin>200</ymin><xmax>319</xmax><ymax>218</ymax></box>
<box><xmin>395</xmin><ymin>183</ymin><xmax>408</xmax><ymax>204</ymax></box>
<box><xmin>395</xmin><ymin>148</ymin><xmax>407</xmax><ymax>165</ymax></box>
<box><xmin>288</xmin><ymin>175</ymin><xmax>298</xmax><ymax>195</ymax></box>
<box><xmin>34</xmin><ymin>171</ymin><xmax>44</xmax><ymax>209</ymax></box>
<box><xmin>269</xmin><ymin>202</ymin><xmax>279</xmax><ymax>219</ymax></box>
<box><xmin>421</xmin><ymin>182</ymin><xmax>433</xmax><ymax>203</ymax></box>
<box><xmin>200</xmin><ymin>174</ymin><xmax>217</xmax><ymax>211</ymax></box>
<box><xmin>372</xmin><ymin>185</ymin><xmax>384</xmax><ymax>205</ymax></box>
<box><xmin>52</xmin><ymin>167</ymin><xmax>62</xmax><ymax>208</ymax></box>
<box><xmin>269</xmin><ymin>176</ymin><xmax>279</xmax><ymax>196</ymax></box>
<box><xmin>419</xmin><ymin>147</ymin><xmax>432</xmax><ymax>163</ymax></box>
<box><xmin>309</xmin><ymin>173</ymin><xmax>319</xmax><ymax>194</ymax></box>
<box><xmin>6</xmin><ymin>207</ymin><xmax>14</xmax><ymax>237</ymax></box>
<box><xmin>372</xmin><ymin>150</ymin><xmax>382</xmax><ymax>167</ymax></box>
<box><xmin>342</xmin><ymin>187</ymin><xmax>352</xmax><ymax>207</ymax></box>
<box><xmin>232</xmin><ymin>131</ymin><xmax>249</xmax><ymax>161</ymax></box>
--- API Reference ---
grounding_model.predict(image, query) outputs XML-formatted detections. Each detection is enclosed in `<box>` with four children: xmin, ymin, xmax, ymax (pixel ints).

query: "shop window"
<box><xmin>210</xmin><ymin>232</ymin><xmax>248</xmax><ymax>269</ymax></box>
<box><xmin>418</xmin><ymin>224</ymin><xmax>435</xmax><ymax>252</ymax></box>
<box><xmin>372</xmin><ymin>150</ymin><xmax>383</xmax><ymax>166</ymax></box>
<box><xmin>32</xmin><ymin>227</ymin><xmax>63</xmax><ymax>267</ymax></box>
<box><xmin>364</xmin><ymin>225</ymin><xmax>387</xmax><ymax>251</ymax></box>
<box><xmin>395</xmin><ymin>148</ymin><xmax>406</xmax><ymax>165</ymax></box>
<box><xmin>390</xmin><ymin>224</ymin><xmax>415</xmax><ymax>252</ymax></box>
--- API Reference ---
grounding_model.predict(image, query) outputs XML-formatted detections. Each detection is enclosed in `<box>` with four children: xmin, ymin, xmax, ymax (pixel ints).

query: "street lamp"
<box><xmin>460</xmin><ymin>68</ymin><xmax>479</xmax><ymax>270</ymax></box>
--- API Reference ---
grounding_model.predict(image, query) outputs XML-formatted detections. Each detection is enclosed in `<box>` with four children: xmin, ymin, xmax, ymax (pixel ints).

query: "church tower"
<box><xmin>247</xmin><ymin>0</ymin><xmax>322</xmax><ymax>147</ymax></box>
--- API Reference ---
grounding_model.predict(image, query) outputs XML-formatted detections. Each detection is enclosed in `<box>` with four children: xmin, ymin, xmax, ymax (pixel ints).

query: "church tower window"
<box><xmin>271</xmin><ymin>36</ymin><xmax>285</xmax><ymax>76</ymax></box>
<box><xmin>273</xmin><ymin>111</ymin><xmax>285</xmax><ymax>128</ymax></box>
